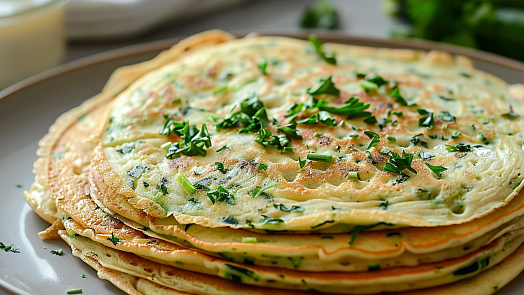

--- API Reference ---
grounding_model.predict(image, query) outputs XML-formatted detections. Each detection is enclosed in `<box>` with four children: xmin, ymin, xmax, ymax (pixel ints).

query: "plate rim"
<box><xmin>2</xmin><ymin>30</ymin><xmax>524</xmax><ymax>295</ymax></box>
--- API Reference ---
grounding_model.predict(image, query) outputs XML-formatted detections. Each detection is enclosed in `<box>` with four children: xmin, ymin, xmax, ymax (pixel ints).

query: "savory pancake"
<box><xmin>90</xmin><ymin>34</ymin><xmax>524</xmax><ymax>231</ymax></box>
<box><xmin>25</xmin><ymin>30</ymin><xmax>524</xmax><ymax>295</ymax></box>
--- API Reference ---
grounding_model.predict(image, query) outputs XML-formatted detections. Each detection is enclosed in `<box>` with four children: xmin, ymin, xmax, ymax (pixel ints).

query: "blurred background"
<box><xmin>1</xmin><ymin>0</ymin><xmax>524</xmax><ymax>90</ymax></box>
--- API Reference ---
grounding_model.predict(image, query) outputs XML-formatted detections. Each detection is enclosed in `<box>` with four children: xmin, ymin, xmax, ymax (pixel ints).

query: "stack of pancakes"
<box><xmin>25</xmin><ymin>30</ymin><xmax>524</xmax><ymax>294</ymax></box>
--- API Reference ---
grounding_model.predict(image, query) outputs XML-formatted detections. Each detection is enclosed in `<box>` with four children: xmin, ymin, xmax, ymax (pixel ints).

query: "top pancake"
<box><xmin>91</xmin><ymin>33</ymin><xmax>524</xmax><ymax>231</ymax></box>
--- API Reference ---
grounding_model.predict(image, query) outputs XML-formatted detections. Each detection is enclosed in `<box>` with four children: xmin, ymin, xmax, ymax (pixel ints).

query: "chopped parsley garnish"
<box><xmin>309</xmin><ymin>34</ymin><xmax>337</xmax><ymax>65</ymax></box>
<box><xmin>387</xmin><ymin>135</ymin><xmax>396</xmax><ymax>142</ymax></box>
<box><xmin>216</xmin><ymin>94</ymin><xmax>269</xmax><ymax>132</ymax></box>
<box><xmin>307</xmin><ymin>153</ymin><xmax>333</xmax><ymax>162</ymax></box>
<box><xmin>411</xmin><ymin>135</ymin><xmax>428</xmax><ymax>148</ymax></box>
<box><xmin>172</xmin><ymin>98</ymin><xmax>182</xmax><ymax>103</ymax></box>
<box><xmin>364</xmin><ymin>131</ymin><xmax>380</xmax><ymax>149</ymax></box>
<box><xmin>347</xmin><ymin>171</ymin><xmax>360</xmax><ymax>180</ymax></box>
<box><xmin>380</xmin><ymin>147</ymin><xmax>417</xmax><ymax>176</ymax></box>
<box><xmin>417</xmin><ymin>109</ymin><xmax>434</xmax><ymax>129</ymax></box>
<box><xmin>242</xmin><ymin>237</ymin><xmax>258</xmax><ymax>243</ymax></box>
<box><xmin>319</xmin><ymin>96</ymin><xmax>371</xmax><ymax>119</ymax></box>
<box><xmin>307</xmin><ymin>76</ymin><xmax>340</xmax><ymax>96</ymax></box>
<box><xmin>215</xmin><ymin>162</ymin><xmax>227</xmax><ymax>174</ymax></box>
<box><xmin>274</xmin><ymin>203</ymin><xmax>304</xmax><ymax>212</ymax></box>
<box><xmin>425</xmin><ymin>163</ymin><xmax>447</xmax><ymax>178</ymax></box>
<box><xmin>359</xmin><ymin>76</ymin><xmax>388</xmax><ymax>94</ymax></box>
<box><xmin>298</xmin><ymin>157</ymin><xmax>307</xmax><ymax>168</ymax></box>
<box><xmin>175</xmin><ymin>174</ymin><xmax>195</xmax><ymax>195</ymax></box>
<box><xmin>222</xmin><ymin>215</ymin><xmax>239</xmax><ymax>225</ymax></box>
<box><xmin>50</xmin><ymin>248</ymin><xmax>64</xmax><ymax>256</ymax></box>
<box><xmin>81</xmin><ymin>274</ymin><xmax>87</xmax><ymax>278</ymax></box>
<box><xmin>217</xmin><ymin>145</ymin><xmax>229</xmax><ymax>152</ymax></box>
<box><xmin>207</xmin><ymin>186</ymin><xmax>235</xmax><ymax>205</ymax></box>
<box><xmin>393</xmin><ymin>111</ymin><xmax>403</xmax><ymax>116</ymax></box>
<box><xmin>446</xmin><ymin>143</ymin><xmax>473</xmax><ymax>153</ymax></box>
<box><xmin>390</xmin><ymin>88</ymin><xmax>413</xmax><ymax>106</ymax></box>
<box><xmin>297</xmin><ymin>111</ymin><xmax>336</xmax><ymax>126</ymax></box>
<box><xmin>250</xmin><ymin>160</ymin><xmax>268</xmax><ymax>170</ymax></box>
<box><xmin>107</xmin><ymin>232</ymin><xmax>121</xmax><ymax>246</ymax></box>
<box><xmin>0</xmin><ymin>242</ymin><xmax>20</xmax><ymax>253</ymax></box>
<box><xmin>261</xmin><ymin>215</ymin><xmax>284</xmax><ymax>224</ymax></box>
<box><xmin>479</xmin><ymin>132</ymin><xmax>489</xmax><ymax>144</ymax></box>
<box><xmin>363</xmin><ymin>116</ymin><xmax>377</xmax><ymax>124</ymax></box>
<box><xmin>438</xmin><ymin>111</ymin><xmax>455</xmax><ymax>122</ymax></box>
<box><xmin>67</xmin><ymin>289</ymin><xmax>83</xmax><ymax>294</ymax></box>
<box><xmin>277</xmin><ymin>122</ymin><xmax>303</xmax><ymax>139</ymax></box>
<box><xmin>258</xmin><ymin>60</ymin><xmax>268</xmax><ymax>75</ymax></box>
<box><xmin>451</xmin><ymin>132</ymin><xmax>460</xmax><ymax>138</ymax></box>
<box><xmin>164</xmin><ymin>122</ymin><xmax>212</xmax><ymax>158</ymax></box>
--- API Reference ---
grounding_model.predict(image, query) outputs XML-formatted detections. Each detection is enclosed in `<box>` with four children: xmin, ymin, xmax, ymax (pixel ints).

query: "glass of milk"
<box><xmin>0</xmin><ymin>0</ymin><xmax>69</xmax><ymax>89</ymax></box>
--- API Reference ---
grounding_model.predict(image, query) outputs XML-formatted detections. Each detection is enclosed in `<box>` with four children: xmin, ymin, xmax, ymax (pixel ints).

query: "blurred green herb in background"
<box><xmin>300</xmin><ymin>0</ymin><xmax>339</xmax><ymax>29</ymax></box>
<box><xmin>382</xmin><ymin>0</ymin><xmax>524</xmax><ymax>61</ymax></box>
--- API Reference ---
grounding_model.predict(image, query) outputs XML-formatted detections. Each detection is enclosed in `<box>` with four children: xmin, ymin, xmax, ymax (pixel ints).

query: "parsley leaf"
<box><xmin>364</xmin><ymin>131</ymin><xmax>380</xmax><ymax>149</ymax></box>
<box><xmin>273</xmin><ymin>203</ymin><xmax>305</xmax><ymax>212</ymax></box>
<box><xmin>207</xmin><ymin>186</ymin><xmax>235</xmax><ymax>205</ymax></box>
<box><xmin>0</xmin><ymin>242</ymin><xmax>20</xmax><ymax>253</ymax></box>
<box><xmin>380</xmin><ymin>147</ymin><xmax>417</xmax><ymax>176</ymax></box>
<box><xmin>107</xmin><ymin>232</ymin><xmax>122</xmax><ymax>246</ymax></box>
<box><xmin>417</xmin><ymin>109</ymin><xmax>434</xmax><ymax>129</ymax></box>
<box><xmin>165</xmin><ymin>123</ymin><xmax>212</xmax><ymax>158</ymax></box>
<box><xmin>390</xmin><ymin>88</ymin><xmax>414</xmax><ymax>106</ymax></box>
<box><xmin>215</xmin><ymin>162</ymin><xmax>226</xmax><ymax>174</ymax></box>
<box><xmin>309</xmin><ymin>34</ymin><xmax>337</xmax><ymax>65</ymax></box>
<box><xmin>308</xmin><ymin>76</ymin><xmax>340</xmax><ymax>95</ymax></box>
<box><xmin>446</xmin><ymin>143</ymin><xmax>472</xmax><ymax>152</ymax></box>
<box><xmin>258</xmin><ymin>61</ymin><xmax>268</xmax><ymax>75</ymax></box>
<box><xmin>319</xmin><ymin>96</ymin><xmax>371</xmax><ymax>119</ymax></box>
<box><xmin>298</xmin><ymin>157</ymin><xmax>307</xmax><ymax>168</ymax></box>
<box><xmin>425</xmin><ymin>163</ymin><xmax>447</xmax><ymax>178</ymax></box>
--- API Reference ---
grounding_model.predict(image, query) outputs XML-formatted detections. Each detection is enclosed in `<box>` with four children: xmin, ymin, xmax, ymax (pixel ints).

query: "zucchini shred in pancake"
<box><xmin>25</xmin><ymin>30</ymin><xmax>524</xmax><ymax>294</ymax></box>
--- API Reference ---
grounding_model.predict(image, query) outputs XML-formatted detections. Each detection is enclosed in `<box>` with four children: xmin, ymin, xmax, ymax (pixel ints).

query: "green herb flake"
<box><xmin>347</xmin><ymin>171</ymin><xmax>360</xmax><ymax>180</ymax></box>
<box><xmin>261</xmin><ymin>215</ymin><xmax>284</xmax><ymax>224</ymax></box>
<box><xmin>274</xmin><ymin>203</ymin><xmax>304</xmax><ymax>212</ymax></box>
<box><xmin>50</xmin><ymin>248</ymin><xmax>64</xmax><ymax>256</ymax></box>
<box><xmin>425</xmin><ymin>163</ymin><xmax>447</xmax><ymax>178</ymax></box>
<box><xmin>446</xmin><ymin>143</ymin><xmax>472</xmax><ymax>153</ymax></box>
<box><xmin>308</xmin><ymin>34</ymin><xmax>337</xmax><ymax>65</ymax></box>
<box><xmin>307</xmin><ymin>154</ymin><xmax>333</xmax><ymax>162</ymax></box>
<box><xmin>67</xmin><ymin>289</ymin><xmax>83</xmax><ymax>294</ymax></box>
<box><xmin>207</xmin><ymin>186</ymin><xmax>235</xmax><ymax>205</ymax></box>
<box><xmin>81</xmin><ymin>274</ymin><xmax>87</xmax><ymax>278</ymax></box>
<box><xmin>215</xmin><ymin>162</ymin><xmax>227</xmax><ymax>174</ymax></box>
<box><xmin>319</xmin><ymin>96</ymin><xmax>371</xmax><ymax>120</ymax></box>
<box><xmin>363</xmin><ymin>116</ymin><xmax>377</xmax><ymax>124</ymax></box>
<box><xmin>176</xmin><ymin>174</ymin><xmax>196</xmax><ymax>195</ymax></box>
<box><xmin>380</xmin><ymin>147</ymin><xmax>417</xmax><ymax>176</ymax></box>
<box><xmin>217</xmin><ymin>145</ymin><xmax>229</xmax><ymax>152</ymax></box>
<box><xmin>288</xmin><ymin>256</ymin><xmax>304</xmax><ymax>268</ymax></box>
<box><xmin>308</xmin><ymin>76</ymin><xmax>340</xmax><ymax>96</ymax></box>
<box><xmin>417</xmin><ymin>109</ymin><xmax>434</xmax><ymax>129</ymax></box>
<box><xmin>0</xmin><ymin>242</ymin><xmax>20</xmax><ymax>253</ymax></box>
<box><xmin>242</xmin><ymin>237</ymin><xmax>258</xmax><ymax>243</ymax></box>
<box><xmin>364</xmin><ymin>130</ymin><xmax>380</xmax><ymax>150</ymax></box>
<box><xmin>107</xmin><ymin>232</ymin><xmax>122</xmax><ymax>246</ymax></box>
<box><xmin>298</xmin><ymin>157</ymin><xmax>307</xmax><ymax>169</ymax></box>
<box><xmin>172</xmin><ymin>98</ymin><xmax>182</xmax><ymax>103</ymax></box>
<box><xmin>258</xmin><ymin>61</ymin><xmax>268</xmax><ymax>75</ymax></box>
<box><xmin>387</xmin><ymin>135</ymin><xmax>396</xmax><ymax>142</ymax></box>
<box><xmin>390</xmin><ymin>88</ymin><xmax>413</xmax><ymax>106</ymax></box>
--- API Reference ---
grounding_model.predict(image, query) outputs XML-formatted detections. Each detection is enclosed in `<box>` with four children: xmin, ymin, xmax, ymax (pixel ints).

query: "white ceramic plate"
<box><xmin>1</xmin><ymin>33</ymin><xmax>524</xmax><ymax>295</ymax></box>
